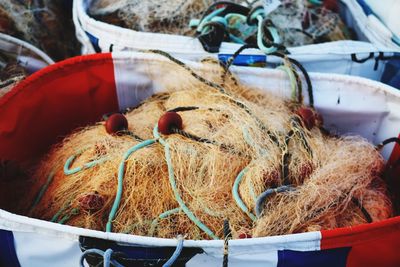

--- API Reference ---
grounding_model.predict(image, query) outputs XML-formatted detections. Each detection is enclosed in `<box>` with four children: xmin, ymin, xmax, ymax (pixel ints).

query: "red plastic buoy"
<box><xmin>78</xmin><ymin>192</ymin><xmax>105</xmax><ymax>212</ymax></box>
<box><xmin>238</xmin><ymin>233</ymin><xmax>252</xmax><ymax>239</ymax></box>
<box><xmin>105</xmin><ymin>113</ymin><xmax>128</xmax><ymax>135</ymax></box>
<box><xmin>158</xmin><ymin>112</ymin><xmax>183</xmax><ymax>135</ymax></box>
<box><xmin>296</xmin><ymin>107</ymin><xmax>316</xmax><ymax>130</ymax></box>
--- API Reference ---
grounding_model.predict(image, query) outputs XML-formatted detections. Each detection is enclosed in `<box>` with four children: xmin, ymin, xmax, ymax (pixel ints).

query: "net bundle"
<box><xmin>88</xmin><ymin>0</ymin><xmax>352</xmax><ymax>47</ymax></box>
<box><xmin>89</xmin><ymin>0</ymin><xmax>224</xmax><ymax>35</ymax></box>
<box><xmin>267</xmin><ymin>0</ymin><xmax>353</xmax><ymax>47</ymax></box>
<box><xmin>88</xmin><ymin>0</ymin><xmax>217</xmax><ymax>35</ymax></box>
<box><xmin>0</xmin><ymin>0</ymin><xmax>79</xmax><ymax>61</ymax></box>
<box><xmin>25</xmin><ymin>58</ymin><xmax>392</xmax><ymax>240</ymax></box>
<box><xmin>0</xmin><ymin>62</ymin><xmax>26</xmax><ymax>98</ymax></box>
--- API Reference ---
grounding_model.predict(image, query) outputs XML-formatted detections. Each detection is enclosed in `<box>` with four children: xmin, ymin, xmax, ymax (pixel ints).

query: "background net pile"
<box><xmin>0</xmin><ymin>0</ymin><xmax>80</xmax><ymax>61</ymax></box>
<box><xmin>89</xmin><ymin>0</ymin><xmax>250</xmax><ymax>35</ymax></box>
<box><xmin>23</xmin><ymin>59</ymin><xmax>392</xmax><ymax>240</ymax></box>
<box><xmin>88</xmin><ymin>0</ymin><xmax>352</xmax><ymax>47</ymax></box>
<box><xmin>267</xmin><ymin>0</ymin><xmax>353</xmax><ymax>47</ymax></box>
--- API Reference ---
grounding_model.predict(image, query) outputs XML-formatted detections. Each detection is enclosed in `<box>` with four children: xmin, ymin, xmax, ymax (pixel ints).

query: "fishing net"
<box><xmin>265</xmin><ymin>0</ymin><xmax>353</xmax><ymax>47</ymax></box>
<box><xmin>21</xmin><ymin>57</ymin><xmax>392</xmax><ymax>240</ymax></box>
<box><xmin>88</xmin><ymin>0</ymin><xmax>246</xmax><ymax>35</ymax></box>
<box><xmin>0</xmin><ymin>62</ymin><xmax>26</xmax><ymax>98</ymax></box>
<box><xmin>88</xmin><ymin>0</ymin><xmax>353</xmax><ymax>47</ymax></box>
<box><xmin>0</xmin><ymin>0</ymin><xmax>80</xmax><ymax>61</ymax></box>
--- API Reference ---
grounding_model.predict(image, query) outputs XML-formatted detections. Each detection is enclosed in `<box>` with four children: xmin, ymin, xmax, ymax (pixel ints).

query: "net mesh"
<box><xmin>22</xmin><ymin>59</ymin><xmax>392</xmax><ymax>240</ymax></box>
<box><xmin>89</xmin><ymin>0</ymin><xmax>224</xmax><ymax>35</ymax></box>
<box><xmin>88</xmin><ymin>0</ymin><xmax>352</xmax><ymax>46</ymax></box>
<box><xmin>0</xmin><ymin>0</ymin><xmax>80</xmax><ymax>61</ymax></box>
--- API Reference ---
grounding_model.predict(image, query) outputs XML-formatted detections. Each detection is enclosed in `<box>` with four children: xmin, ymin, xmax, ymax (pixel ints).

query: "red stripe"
<box><xmin>0</xmin><ymin>53</ymin><xmax>119</xmax><ymax>163</ymax></box>
<box><xmin>321</xmin><ymin>216</ymin><xmax>400</xmax><ymax>267</ymax></box>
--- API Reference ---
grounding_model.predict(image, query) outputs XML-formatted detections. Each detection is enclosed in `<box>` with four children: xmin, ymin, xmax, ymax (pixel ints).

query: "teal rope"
<box><xmin>277</xmin><ymin>65</ymin><xmax>298</xmax><ymax>102</ymax></box>
<box><xmin>242</xmin><ymin>126</ymin><xmax>267</xmax><ymax>156</ymax></box>
<box><xmin>58</xmin><ymin>208</ymin><xmax>80</xmax><ymax>224</ymax></box>
<box><xmin>64</xmin><ymin>154</ymin><xmax>108</xmax><ymax>175</ymax></box>
<box><xmin>154</xmin><ymin>125</ymin><xmax>219</xmax><ymax>240</ymax></box>
<box><xmin>149</xmin><ymin>208</ymin><xmax>182</xmax><ymax>235</ymax></box>
<box><xmin>246</xmin><ymin>176</ymin><xmax>257</xmax><ymax>202</ymax></box>
<box><xmin>51</xmin><ymin>201</ymin><xmax>71</xmax><ymax>222</ymax></box>
<box><xmin>196</xmin><ymin>8</ymin><xmax>225</xmax><ymax>32</ymax></box>
<box><xmin>232</xmin><ymin>167</ymin><xmax>257</xmax><ymax>221</ymax></box>
<box><xmin>308</xmin><ymin>0</ymin><xmax>323</xmax><ymax>5</ymax></box>
<box><xmin>106</xmin><ymin>139</ymin><xmax>157</xmax><ymax>232</ymax></box>
<box><xmin>28</xmin><ymin>171</ymin><xmax>55</xmax><ymax>215</ymax></box>
<box><xmin>241</xmin><ymin>127</ymin><xmax>265</xmax><ymax>202</ymax></box>
<box><xmin>255</xmin><ymin>12</ymin><xmax>280</xmax><ymax>54</ymax></box>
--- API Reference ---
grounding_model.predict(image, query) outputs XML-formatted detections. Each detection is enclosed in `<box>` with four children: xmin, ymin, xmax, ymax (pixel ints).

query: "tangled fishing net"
<box><xmin>264</xmin><ymin>0</ymin><xmax>353</xmax><ymax>47</ymax></box>
<box><xmin>0</xmin><ymin>62</ymin><xmax>26</xmax><ymax>98</ymax></box>
<box><xmin>89</xmin><ymin>0</ymin><xmax>245</xmax><ymax>35</ymax></box>
<box><xmin>0</xmin><ymin>0</ymin><xmax>79</xmax><ymax>61</ymax></box>
<box><xmin>89</xmin><ymin>0</ymin><xmax>352</xmax><ymax>47</ymax></box>
<box><xmin>21</xmin><ymin>55</ymin><xmax>393</xmax><ymax>240</ymax></box>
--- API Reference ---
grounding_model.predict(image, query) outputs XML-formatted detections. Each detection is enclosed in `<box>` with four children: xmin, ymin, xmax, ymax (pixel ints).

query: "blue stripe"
<box><xmin>381</xmin><ymin>54</ymin><xmax>400</xmax><ymax>89</ymax></box>
<box><xmin>0</xmin><ymin>230</ymin><xmax>21</xmax><ymax>267</ymax></box>
<box><xmin>85</xmin><ymin>32</ymin><xmax>101</xmax><ymax>53</ymax></box>
<box><xmin>277</xmin><ymin>247</ymin><xmax>351</xmax><ymax>267</ymax></box>
<box><xmin>356</xmin><ymin>0</ymin><xmax>373</xmax><ymax>16</ymax></box>
<box><xmin>218</xmin><ymin>54</ymin><xmax>266</xmax><ymax>66</ymax></box>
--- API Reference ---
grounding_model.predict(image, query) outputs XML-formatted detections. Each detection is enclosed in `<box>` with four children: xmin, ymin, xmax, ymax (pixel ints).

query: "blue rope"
<box><xmin>163</xmin><ymin>236</ymin><xmax>184</xmax><ymax>267</ymax></box>
<box><xmin>253</xmin><ymin>9</ymin><xmax>281</xmax><ymax>54</ymax></box>
<box><xmin>242</xmin><ymin>126</ymin><xmax>267</xmax><ymax>156</ymax></box>
<box><xmin>64</xmin><ymin>154</ymin><xmax>108</xmax><ymax>175</ymax></box>
<box><xmin>308</xmin><ymin>0</ymin><xmax>323</xmax><ymax>5</ymax></box>
<box><xmin>106</xmin><ymin>139</ymin><xmax>157</xmax><ymax>232</ymax></box>
<box><xmin>153</xmin><ymin>125</ymin><xmax>219</xmax><ymax>240</ymax></box>
<box><xmin>28</xmin><ymin>170</ymin><xmax>55</xmax><ymax>215</ymax></box>
<box><xmin>232</xmin><ymin>167</ymin><xmax>257</xmax><ymax>221</ymax></box>
<box><xmin>196</xmin><ymin>8</ymin><xmax>226</xmax><ymax>32</ymax></box>
<box><xmin>79</xmin><ymin>248</ymin><xmax>124</xmax><ymax>267</ymax></box>
<box><xmin>150</xmin><ymin>208</ymin><xmax>182</xmax><ymax>235</ymax></box>
<box><xmin>255</xmin><ymin>185</ymin><xmax>295</xmax><ymax>217</ymax></box>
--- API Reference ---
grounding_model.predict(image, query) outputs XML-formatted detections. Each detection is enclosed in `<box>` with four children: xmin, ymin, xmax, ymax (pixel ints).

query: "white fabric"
<box><xmin>13</xmin><ymin>232</ymin><xmax>81</xmax><ymax>267</ymax></box>
<box><xmin>364</xmin><ymin>0</ymin><xmax>400</xmax><ymax>39</ymax></box>
<box><xmin>341</xmin><ymin>0</ymin><xmax>400</xmax><ymax>50</ymax></box>
<box><xmin>0</xmin><ymin>209</ymin><xmax>320</xmax><ymax>266</ymax></box>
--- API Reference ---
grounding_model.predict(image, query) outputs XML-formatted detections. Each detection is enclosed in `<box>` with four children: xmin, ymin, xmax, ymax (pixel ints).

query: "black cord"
<box><xmin>376</xmin><ymin>137</ymin><xmax>400</xmax><ymax>150</ymax></box>
<box><xmin>352</xmin><ymin>197</ymin><xmax>373</xmax><ymax>223</ymax></box>
<box><xmin>282</xmin><ymin>130</ymin><xmax>295</xmax><ymax>185</ymax></box>
<box><xmin>223</xmin><ymin>219</ymin><xmax>231</xmax><ymax>267</ymax></box>
<box><xmin>271</xmin><ymin>52</ymin><xmax>314</xmax><ymax>107</ymax></box>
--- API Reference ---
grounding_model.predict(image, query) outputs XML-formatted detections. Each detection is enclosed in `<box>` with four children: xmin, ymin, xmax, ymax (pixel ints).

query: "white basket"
<box><xmin>73</xmin><ymin>0</ymin><xmax>400</xmax><ymax>85</ymax></box>
<box><xmin>340</xmin><ymin>0</ymin><xmax>400</xmax><ymax>50</ymax></box>
<box><xmin>0</xmin><ymin>33</ymin><xmax>54</xmax><ymax>73</ymax></box>
<box><xmin>0</xmin><ymin>52</ymin><xmax>399</xmax><ymax>266</ymax></box>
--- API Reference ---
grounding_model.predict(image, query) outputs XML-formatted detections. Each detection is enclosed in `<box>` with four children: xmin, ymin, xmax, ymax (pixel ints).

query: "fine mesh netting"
<box><xmin>0</xmin><ymin>0</ymin><xmax>80</xmax><ymax>61</ymax></box>
<box><xmin>88</xmin><ymin>0</ymin><xmax>246</xmax><ymax>35</ymax></box>
<box><xmin>22</xmin><ymin>58</ymin><xmax>392</xmax><ymax>240</ymax></box>
<box><xmin>265</xmin><ymin>0</ymin><xmax>353</xmax><ymax>47</ymax></box>
<box><xmin>88</xmin><ymin>0</ymin><xmax>352</xmax><ymax>47</ymax></box>
<box><xmin>0</xmin><ymin>60</ymin><xmax>27</xmax><ymax>98</ymax></box>
<box><xmin>0</xmin><ymin>62</ymin><xmax>27</xmax><ymax>97</ymax></box>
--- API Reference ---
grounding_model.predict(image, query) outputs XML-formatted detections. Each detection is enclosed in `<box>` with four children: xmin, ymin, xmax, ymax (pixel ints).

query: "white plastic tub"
<box><xmin>73</xmin><ymin>0</ymin><xmax>400</xmax><ymax>87</ymax></box>
<box><xmin>0</xmin><ymin>32</ymin><xmax>54</xmax><ymax>74</ymax></box>
<box><xmin>0</xmin><ymin>52</ymin><xmax>399</xmax><ymax>266</ymax></box>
